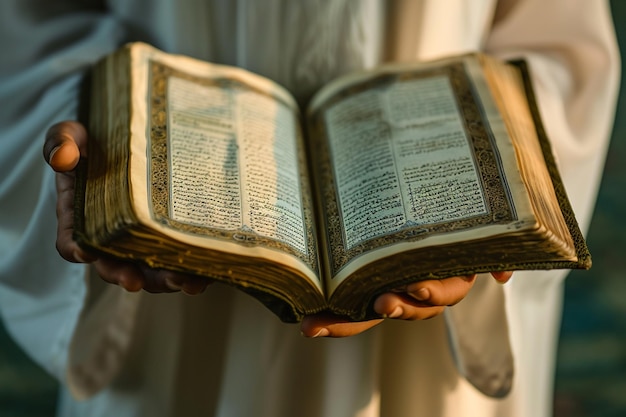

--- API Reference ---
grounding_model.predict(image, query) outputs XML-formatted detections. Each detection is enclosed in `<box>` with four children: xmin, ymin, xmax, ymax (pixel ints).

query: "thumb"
<box><xmin>44</xmin><ymin>121</ymin><xmax>88</xmax><ymax>172</ymax></box>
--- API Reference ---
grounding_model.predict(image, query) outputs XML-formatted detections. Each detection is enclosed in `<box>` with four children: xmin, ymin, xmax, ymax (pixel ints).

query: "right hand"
<box><xmin>301</xmin><ymin>271</ymin><xmax>512</xmax><ymax>338</ymax></box>
<box><xmin>44</xmin><ymin>121</ymin><xmax>210</xmax><ymax>294</ymax></box>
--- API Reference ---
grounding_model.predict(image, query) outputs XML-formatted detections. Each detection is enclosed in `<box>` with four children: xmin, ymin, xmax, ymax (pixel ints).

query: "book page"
<box><xmin>480</xmin><ymin>57</ymin><xmax>575</xmax><ymax>256</ymax></box>
<box><xmin>237</xmin><ymin>90</ymin><xmax>308</xmax><ymax>254</ymax></box>
<box><xmin>325</xmin><ymin>76</ymin><xmax>489</xmax><ymax>249</ymax></box>
<box><xmin>166</xmin><ymin>77</ymin><xmax>307</xmax><ymax>255</ymax></box>
<box><xmin>167</xmin><ymin>77</ymin><xmax>242</xmax><ymax>230</ymax></box>
<box><xmin>126</xmin><ymin>44</ymin><xmax>320</xmax><ymax>287</ymax></box>
<box><xmin>308</xmin><ymin>56</ymin><xmax>538</xmax><ymax>291</ymax></box>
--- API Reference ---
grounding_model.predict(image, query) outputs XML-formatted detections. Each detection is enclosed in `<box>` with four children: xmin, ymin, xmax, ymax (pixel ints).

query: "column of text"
<box><xmin>238</xmin><ymin>92</ymin><xmax>307</xmax><ymax>254</ymax></box>
<box><xmin>326</xmin><ymin>90</ymin><xmax>406</xmax><ymax>249</ymax></box>
<box><xmin>385</xmin><ymin>76</ymin><xmax>487</xmax><ymax>225</ymax></box>
<box><xmin>167</xmin><ymin>77</ymin><xmax>242</xmax><ymax>229</ymax></box>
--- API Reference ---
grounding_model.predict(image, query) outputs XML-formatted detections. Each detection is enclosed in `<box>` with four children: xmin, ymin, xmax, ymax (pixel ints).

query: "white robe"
<box><xmin>0</xmin><ymin>1</ymin><xmax>619</xmax><ymax>416</ymax></box>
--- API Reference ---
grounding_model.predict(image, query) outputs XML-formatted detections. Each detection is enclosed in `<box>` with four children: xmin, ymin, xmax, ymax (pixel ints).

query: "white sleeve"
<box><xmin>486</xmin><ymin>0</ymin><xmax>620</xmax><ymax>229</ymax></box>
<box><xmin>0</xmin><ymin>1</ymin><xmax>127</xmax><ymax>384</ymax></box>
<box><xmin>438</xmin><ymin>1</ymin><xmax>618</xmax><ymax>414</ymax></box>
<box><xmin>483</xmin><ymin>1</ymin><xmax>619</xmax><ymax>415</ymax></box>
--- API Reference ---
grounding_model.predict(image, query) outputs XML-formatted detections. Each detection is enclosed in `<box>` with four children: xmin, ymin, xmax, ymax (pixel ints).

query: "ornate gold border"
<box><xmin>147</xmin><ymin>61</ymin><xmax>318</xmax><ymax>272</ymax></box>
<box><xmin>309</xmin><ymin>62</ymin><xmax>516</xmax><ymax>276</ymax></box>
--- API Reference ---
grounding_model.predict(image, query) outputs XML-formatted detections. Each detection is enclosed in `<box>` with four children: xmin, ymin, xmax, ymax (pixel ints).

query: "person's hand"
<box><xmin>300</xmin><ymin>271</ymin><xmax>512</xmax><ymax>337</ymax></box>
<box><xmin>44</xmin><ymin>121</ymin><xmax>210</xmax><ymax>294</ymax></box>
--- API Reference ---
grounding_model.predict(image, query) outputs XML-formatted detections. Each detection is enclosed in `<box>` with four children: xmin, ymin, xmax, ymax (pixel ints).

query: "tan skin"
<box><xmin>44</xmin><ymin>121</ymin><xmax>512</xmax><ymax>338</ymax></box>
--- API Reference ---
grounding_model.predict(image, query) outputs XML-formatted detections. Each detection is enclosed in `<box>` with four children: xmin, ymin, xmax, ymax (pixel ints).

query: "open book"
<box><xmin>75</xmin><ymin>42</ymin><xmax>590</xmax><ymax>322</ymax></box>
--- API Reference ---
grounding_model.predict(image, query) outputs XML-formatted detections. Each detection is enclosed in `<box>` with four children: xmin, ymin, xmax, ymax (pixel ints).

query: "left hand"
<box><xmin>300</xmin><ymin>271</ymin><xmax>512</xmax><ymax>337</ymax></box>
<box><xmin>44</xmin><ymin>121</ymin><xmax>211</xmax><ymax>294</ymax></box>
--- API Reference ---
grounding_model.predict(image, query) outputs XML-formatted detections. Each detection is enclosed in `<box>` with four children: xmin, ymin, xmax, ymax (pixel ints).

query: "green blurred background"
<box><xmin>1</xmin><ymin>2</ymin><xmax>625</xmax><ymax>416</ymax></box>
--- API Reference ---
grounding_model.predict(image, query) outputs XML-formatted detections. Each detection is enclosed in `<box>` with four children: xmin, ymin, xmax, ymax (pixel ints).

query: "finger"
<box><xmin>404</xmin><ymin>274</ymin><xmax>477</xmax><ymax>307</ymax></box>
<box><xmin>301</xmin><ymin>313</ymin><xmax>383</xmax><ymax>338</ymax></box>
<box><xmin>54</xmin><ymin>170</ymin><xmax>97</xmax><ymax>263</ymax></box>
<box><xmin>180</xmin><ymin>276</ymin><xmax>211</xmax><ymax>295</ymax></box>
<box><xmin>140</xmin><ymin>267</ymin><xmax>210</xmax><ymax>294</ymax></box>
<box><xmin>140</xmin><ymin>267</ymin><xmax>180</xmax><ymax>293</ymax></box>
<box><xmin>94</xmin><ymin>257</ymin><xmax>146</xmax><ymax>292</ymax></box>
<box><xmin>44</xmin><ymin>121</ymin><xmax>88</xmax><ymax>171</ymax></box>
<box><xmin>491</xmin><ymin>271</ymin><xmax>513</xmax><ymax>283</ymax></box>
<box><xmin>374</xmin><ymin>293</ymin><xmax>446</xmax><ymax>320</ymax></box>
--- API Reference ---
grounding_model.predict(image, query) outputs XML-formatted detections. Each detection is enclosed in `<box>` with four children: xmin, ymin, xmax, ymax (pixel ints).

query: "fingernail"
<box><xmin>48</xmin><ymin>140</ymin><xmax>79</xmax><ymax>171</ymax></box>
<box><xmin>165</xmin><ymin>277</ymin><xmax>182</xmax><ymax>291</ymax></box>
<box><xmin>48</xmin><ymin>145</ymin><xmax>62</xmax><ymax>163</ymax></box>
<box><xmin>121</xmin><ymin>280</ymin><xmax>143</xmax><ymax>292</ymax></box>
<box><xmin>73</xmin><ymin>249</ymin><xmax>96</xmax><ymax>264</ymax></box>
<box><xmin>387</xmin><ymin>306</ymin><xmax>403</xmax><ymax>318</ymax></box>
<box><xmin>181</xmin><ymin>283</ymin><xmax>202</xmax><ymax>296</ymax></box>
<box><xmin>412</xmin><ymin>288</ymin><xmax>430</xmax><ymax>301</ymax></box>
<box><xmin>73</xmin><ymin>250</ymin><xmax>87</xmax><ymax>263</ymax></box>
<box><xmin>311</xmin><ymin>328</ymin><xmax>329</xmax><ymax>338</ymax></box>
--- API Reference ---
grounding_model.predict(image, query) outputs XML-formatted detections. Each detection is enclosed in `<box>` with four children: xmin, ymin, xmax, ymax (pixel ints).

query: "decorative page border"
<box><xmin>309</xmin><ymin>62</ymin><xmax>516</xmax><ymax>276</ymax></box>
<box><xmin>147</xmin><ymin>60</ymin><xmax>318</xmax><ymax>272</ymax></box>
